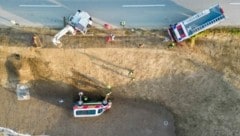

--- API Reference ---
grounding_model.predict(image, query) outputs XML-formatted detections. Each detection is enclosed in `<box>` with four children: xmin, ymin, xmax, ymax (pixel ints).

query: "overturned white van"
<box><xmin>52</xmin><ymin>10</ymin><xmax>92</xmax><ymax>46</ymax></box>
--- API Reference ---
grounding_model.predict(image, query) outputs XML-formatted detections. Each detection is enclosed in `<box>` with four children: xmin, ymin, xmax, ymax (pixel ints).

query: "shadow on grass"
<box><xmin>5</xmin><ymin>53</ymin><xmax>22</xmax><ymax>89</ymax></box>
<box><xmin>80</xmin><ymin>52</ymin><xmax>134</xmax><ymax>79</ymax></box>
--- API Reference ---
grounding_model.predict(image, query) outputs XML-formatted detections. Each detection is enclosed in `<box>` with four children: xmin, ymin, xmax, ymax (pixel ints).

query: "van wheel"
<box><xmin>78</xmin><ymin>100</ymin><xmax>83</xmax><ymax>106</ymax></box>
<box><xmin>102</xmin><ymin>100</ymin><xmax>108</xmax><ymax>106</ymax></box>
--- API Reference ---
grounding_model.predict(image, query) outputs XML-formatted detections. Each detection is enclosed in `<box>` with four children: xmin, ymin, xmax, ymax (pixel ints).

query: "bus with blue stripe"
<box><xmin>168</xmin><ymin>4</ymin><xmax>225</xmax><ymax>42</ymax></box>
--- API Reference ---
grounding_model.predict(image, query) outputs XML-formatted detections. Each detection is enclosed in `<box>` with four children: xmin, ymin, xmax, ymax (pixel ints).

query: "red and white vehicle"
<box><xmin>73</xmin><ymin>92</ymin><xmax>112</xmax><ymax>117</ymax></box>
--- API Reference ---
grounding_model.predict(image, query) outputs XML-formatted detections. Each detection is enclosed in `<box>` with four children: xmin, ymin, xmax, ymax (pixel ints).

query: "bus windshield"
<box><xmin>177</xmin><ymin>25</ymin><xmax>186</xmax><ymax>38</ymax></box>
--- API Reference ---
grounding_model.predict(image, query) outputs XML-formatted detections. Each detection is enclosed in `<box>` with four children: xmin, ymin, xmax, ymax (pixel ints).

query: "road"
<box><xmin>0</xmin><ymin>0</ymin><xmax>239</xmax><ymax>28</ymax></box>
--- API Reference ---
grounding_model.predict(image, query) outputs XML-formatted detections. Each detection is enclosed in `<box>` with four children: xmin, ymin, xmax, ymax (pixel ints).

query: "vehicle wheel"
<box><xmin>69</xmin><ymin>15</ymin><xmax>73</xmax><ymax>21</ymax></box>
<box><xmin>78</xmin><ymin>100</ymin><xmax>83</xmax><ymax>106</ymax></box>
<box><xmin>102</xmin><ymin>100</ymin><xmax>108</xmax><ymax>106</ymax></box>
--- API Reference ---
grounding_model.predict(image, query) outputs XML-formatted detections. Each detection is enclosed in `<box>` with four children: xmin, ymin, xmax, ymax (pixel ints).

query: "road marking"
<box><xmin>19</xmin><ymin>4</ymin><xmax>61</xmax><ymax>8</ymax></box>
<box><xmin>122</xmin><ymin>4</ymin><xmax>166</xmax><ymax>8</ymax></box>
<box><xmin>229</xmin><ymin>3</ymin><xmax>240</xmax><ymax>5</ymax></box>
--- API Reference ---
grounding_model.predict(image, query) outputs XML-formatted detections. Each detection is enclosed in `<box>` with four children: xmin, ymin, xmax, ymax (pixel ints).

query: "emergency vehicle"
<box><xmin>73</xmin><ymin>92</ymin><xmax>112</xmax><ymax>117</ymax></box>
<box><xmin>168</xmin><ymin>4</ymin><xmax>225</xmax><ymax>42</ymax></box>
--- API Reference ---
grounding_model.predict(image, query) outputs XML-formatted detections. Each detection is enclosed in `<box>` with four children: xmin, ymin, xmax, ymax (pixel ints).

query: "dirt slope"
<box><xmin>0</xmin><ymin>28</ymin><xmax>240</xmax><ymax>136</ymax></box>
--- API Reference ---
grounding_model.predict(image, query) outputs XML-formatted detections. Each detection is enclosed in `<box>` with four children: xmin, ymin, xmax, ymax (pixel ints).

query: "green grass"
<box><xmin>205</xmin><ymin>27</ymin><xmax>240</xmax><ymax>35</ymax></box>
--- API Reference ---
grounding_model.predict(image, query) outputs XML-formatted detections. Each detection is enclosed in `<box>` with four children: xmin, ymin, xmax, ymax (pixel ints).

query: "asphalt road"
<box><xmin>0</xmin><ymin>0</ymin><xmax>239</xmax><ymax>28</ymax></box>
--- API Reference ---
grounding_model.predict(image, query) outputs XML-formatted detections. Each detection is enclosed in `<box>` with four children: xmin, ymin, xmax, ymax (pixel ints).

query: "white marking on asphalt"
<box><xmin>229</xmin><ymin>3</ymin><xmax>240</xmax><ymax>5</ymax></box>
<box><xmin>122</xmin><ymin>4</ymin><xmax>166</xmax><ymax>8</ymax></box>
<box><xmin>19</xmin><ymin>4</ymin><xmax>61</xmax><ymax>8</ymax></box>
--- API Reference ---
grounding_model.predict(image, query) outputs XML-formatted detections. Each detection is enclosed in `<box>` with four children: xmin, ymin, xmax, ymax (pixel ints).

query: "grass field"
<box><xmin>0</xmin><ymin>27</ymin><xmax>240</xmax><ymax>136</ymax></box>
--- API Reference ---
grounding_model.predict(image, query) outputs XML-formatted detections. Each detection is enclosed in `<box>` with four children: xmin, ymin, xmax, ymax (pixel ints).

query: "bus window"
<box><xmin>76</xmin><ymin>110</ymin><xmax>96</xmax><ymax>115</ymax></box>
<box><xmin>98</xmin><ymin>109</ymin><xmax>103</xmax><ymax>114</ymax></box>
<box><xmin>177</xmin><ymin>25</ymin><xmax>186</xmax><ymax>38</ymax></box>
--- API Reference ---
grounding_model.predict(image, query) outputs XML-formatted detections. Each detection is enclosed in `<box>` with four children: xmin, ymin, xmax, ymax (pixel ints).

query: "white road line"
<box><xmin>19</xmin><ymin>4</ymin><xmax>61</xmax><ymax>8</ymax></box>
<box><xmin>122</xmin><ymin>4</ymin><xmax>166</xmax><ymax>8</ymax></box>
<box><xmin>229</xmin><ymin>3</ymin><xmax>240</xmax><ymax>5</ymax></box>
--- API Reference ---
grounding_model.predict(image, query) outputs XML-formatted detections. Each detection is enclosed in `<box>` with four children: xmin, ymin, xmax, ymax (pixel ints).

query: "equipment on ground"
<box><xmin>16</xmin><ymin>83</ymin><xmax>30</xmax><ymax>100</ymax></box>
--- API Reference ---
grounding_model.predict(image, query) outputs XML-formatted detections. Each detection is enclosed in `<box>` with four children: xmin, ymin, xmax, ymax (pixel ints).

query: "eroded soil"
<box><xmin>0</xmin><ymin>27</ymin><xmax>240</xmax><ymax>136</ymax></box>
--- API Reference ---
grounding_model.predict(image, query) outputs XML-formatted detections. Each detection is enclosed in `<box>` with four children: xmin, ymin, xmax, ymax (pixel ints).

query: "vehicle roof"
<box><xmin>181</xmin><ymin>5</ymin><xmax>225</xmax><ymax>35</ymax></box>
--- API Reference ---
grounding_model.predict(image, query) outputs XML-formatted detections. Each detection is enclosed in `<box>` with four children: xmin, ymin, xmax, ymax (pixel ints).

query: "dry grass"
<box><xmin>0</xmin><ymin>27</ymin><xmax>240</xmax><ymax>136</ymax></box>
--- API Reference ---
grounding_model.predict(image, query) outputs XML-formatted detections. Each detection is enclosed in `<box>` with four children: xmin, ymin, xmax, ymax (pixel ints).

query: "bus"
<box><xmin>168</xmin><ymin>4</ymin><xmax>225</xmax><ymax>42</ymax></box>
